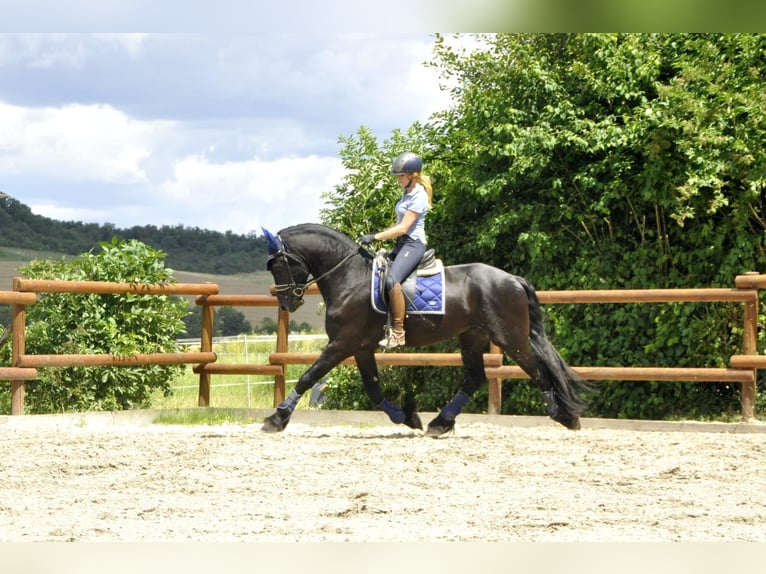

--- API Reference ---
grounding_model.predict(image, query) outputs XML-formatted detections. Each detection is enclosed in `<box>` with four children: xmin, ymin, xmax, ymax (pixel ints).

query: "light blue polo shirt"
<box><xmin>395</xmin><ymin>183</ymin><xmax>429</xmax><ymax>244</ymax></box>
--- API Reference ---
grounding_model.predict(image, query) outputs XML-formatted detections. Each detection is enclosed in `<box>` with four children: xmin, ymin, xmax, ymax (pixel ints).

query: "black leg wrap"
<box><xmin>542</xmin><ymin>390</ymin><xmax>559</xmax><ymax>418</ymax></box>
<box><xmin>261</xmin><ymin>407</ymin><xmax>292</xmax><ymax>433</ymax></box>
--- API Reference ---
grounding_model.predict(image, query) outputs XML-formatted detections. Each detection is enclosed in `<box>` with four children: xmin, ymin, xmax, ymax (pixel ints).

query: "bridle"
<box><xmin>268</xmin><ymin>234</ymin><xmax>361</xmax><ymax>305</ymax></box>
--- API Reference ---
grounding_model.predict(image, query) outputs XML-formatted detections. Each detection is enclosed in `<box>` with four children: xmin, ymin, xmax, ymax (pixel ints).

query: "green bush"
<box><xmin>0</xmin><ymin>238</ymin><xmax>188</xmax><ymax>414</ymax></box>
<box><xmin>319</xmin><ymin>33</ymin><xmax>766</xmax><ymax>421</ymax></box>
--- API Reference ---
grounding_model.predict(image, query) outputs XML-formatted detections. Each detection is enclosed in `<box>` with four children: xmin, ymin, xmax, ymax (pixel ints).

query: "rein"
<box><xmin>271</xmin><ymin>245</ymin><xmax>361</xmax><ymax>299</ymax></box>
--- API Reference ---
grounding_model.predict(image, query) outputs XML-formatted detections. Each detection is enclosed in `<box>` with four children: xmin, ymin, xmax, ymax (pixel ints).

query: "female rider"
<box><xmin>359</xmin><ymin>152</ymin><xmax>432</xmax><ymax>349</ymax></box>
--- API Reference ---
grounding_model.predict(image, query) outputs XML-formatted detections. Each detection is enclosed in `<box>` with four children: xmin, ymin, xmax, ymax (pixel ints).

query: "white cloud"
<box><xmin>159</xmin><ymin>154</ymin><xmax>346</xmax><ymax>234</ymax></box>
<box><xmin>91</xmin><ymin>33</ymin><xmax>150</xmax><ymax>58</ymax></box>
<box><xmin>29</xmin><ymin>203</ymin><xmax>111</xmax><ymax>224</ymax></box>
<box><xmin>0</xmin><ymin>33</ymin><xmax>151</xmax><ymax>69</ymax></box>
<box><xmin>0</xmin><ymin>101</ymin><xmax>167</xmax><ymax>183</ymax></box>
<box><xmin>0</xmin><ymin>94</ymin><xmax>349</xmax><ymax>234</ymax></box>
<box><xmin>0</xmin><ymin>33</ymin><xmax>476</xmax><ymax>235</ymax></box>
<box><xmin>0</xmin><ymin>34</ymin><xmax>86</xmax><ymax>68</ymax></box>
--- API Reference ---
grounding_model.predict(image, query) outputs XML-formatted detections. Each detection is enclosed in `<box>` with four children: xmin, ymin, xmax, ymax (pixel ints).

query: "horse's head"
<box><xmin>263</xmin><ymin>224</ymin><xmax>365</xmax><ymax>313</ymax></box>
<box><xmin>263</xmin><ymin>227</ymin><xmax>310</xmax><ymax>313</ymax></box>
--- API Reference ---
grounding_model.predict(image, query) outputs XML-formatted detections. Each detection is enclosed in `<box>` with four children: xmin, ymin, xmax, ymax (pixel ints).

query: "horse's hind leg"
<box><xmin>492</xmin><ymin>279</ymin><xmax>586</xmax><ymax>430</ymax></box>
<box><xmin>493</xmin><ymin>329</ymin><xmax>563</xmax><ymax>422</ymax></box>
<box><xmin>426</xmin><ymin>331</ymin><xmax>489</xmax><ymax>438</ymax></box>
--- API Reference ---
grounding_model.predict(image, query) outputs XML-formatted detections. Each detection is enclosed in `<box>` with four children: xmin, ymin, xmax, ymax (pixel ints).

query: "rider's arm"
<box><xmin>373</xmin><ymin>210</ymin><xmax>418</xmax><ymax>241</ymax></box>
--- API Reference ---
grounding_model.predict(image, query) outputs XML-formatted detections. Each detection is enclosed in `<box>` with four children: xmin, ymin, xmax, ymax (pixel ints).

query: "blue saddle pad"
<box><xmin>371</xmin><ymin>259</ymin><xmax>446</xmax><ymax>315</ymax></box>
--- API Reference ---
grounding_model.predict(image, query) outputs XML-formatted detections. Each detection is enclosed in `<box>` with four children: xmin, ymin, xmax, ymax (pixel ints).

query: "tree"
<box><xmin>254</xmin><ymin>317</ymin><xmax>278</xmax><ymax>335</ymax></box>
<box><xmin>180</xmin><ymin>305</ymin><xmax>252</xmax><ymax>338</ymax></box>
<box><xmin>320</xmin><ymin>125</ymin><xmax>434</xmax><ymax>240</ymax></box>
<box><xmin>321</xmin><ymin>33</ymin><xmax>766</xmax><ymax>420</ymax></box>
<box><xmin>0</xmin><ymin>238</ymin><xmax>189</xmax><ymax>414</ymax></box>
<box><xmin>218</xmin><ymin>307</ymin><xmax>252</xmax><ymax>336</ymax></box>
<box><xmin>426</xmin><ymin>33</ymin><xmax>766</xmax><ymax>288</ymax></box>
<box><xmin>0</xmin><ymin>194</ymin><xmax>270</xmax><ymax>275</ymax></box>
<box><xmin>252</xmin><ymin>317</ymin><xmax>314</xmax><ymax>335</ymax></box>
<box><xmin>427</xmin><ymin>33</ymin><xmax>766</xmax><ymax>418</ymax></box>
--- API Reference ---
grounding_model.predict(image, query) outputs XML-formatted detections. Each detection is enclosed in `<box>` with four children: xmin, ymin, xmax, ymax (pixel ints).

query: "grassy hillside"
<box><xmin>0</xmin><ymin>196</ymin><xmax>320</xmax><ymax>329</ymax></box>
<box><xmin>172</xmin><ymin>270</ymin><xmax>325</xmax><ymax>332</ymax></box>
<box><xmin>0</xmin><ymin>194</ymin><xmax>269</xmax><ymax>274</ymax></box>
<box><xmin>0</xmin><ymin>246</ymin><xmax>72</xmax><ymax>262</ymax></box>
<box><xmin>0</xmin><ymin>254</ymin><xmax>325</xmax><ymax>332</ymax></box>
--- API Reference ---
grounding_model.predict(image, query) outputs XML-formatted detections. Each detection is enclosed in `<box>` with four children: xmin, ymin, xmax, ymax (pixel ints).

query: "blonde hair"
<box><xmin>411</xmin><ymin>173</ymin><xmax>433</xmax><ymax>207</ymax></box>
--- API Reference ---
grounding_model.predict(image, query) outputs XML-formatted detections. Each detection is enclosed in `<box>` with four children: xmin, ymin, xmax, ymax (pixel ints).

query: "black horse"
<box><xmin>261</xmin><ymin>223</ymin><xmax>591</xmax><ymax>436</ymax></box>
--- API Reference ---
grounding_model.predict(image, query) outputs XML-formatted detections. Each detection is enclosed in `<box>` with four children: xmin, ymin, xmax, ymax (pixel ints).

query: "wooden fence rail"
<box><xmin>15</xmin><ymin>352</ymin><xmax>217</xmax><ymax>368</ymax></box>
<box><xmin>1</xmin><ymin>272</ymin><xmax>764</xmax><ymax>421</ymax></box>
<box><xmin>13</xmin><ymin>278</ymin><xmax>220</xmax><ymax>296</ymax></box>
<box><xmin>263</xmin><ymin>281</ymin><xmax>759</xmax><ymax>420</ymax></box>
<box><xmin>2</xmin><ymin>280</ymin><xmax>220</xmax><ymax>415</ymax></box>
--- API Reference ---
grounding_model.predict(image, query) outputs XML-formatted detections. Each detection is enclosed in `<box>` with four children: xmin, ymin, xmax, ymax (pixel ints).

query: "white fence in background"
<box><xmin>174</xmin><ymin>333</ymin><xmax>329</xmax><ymax>408</ymax></box>
<box><xmin>176</xmin><ymin>333</ymin><xmax>328</xmax><ymax>347</ymax></box>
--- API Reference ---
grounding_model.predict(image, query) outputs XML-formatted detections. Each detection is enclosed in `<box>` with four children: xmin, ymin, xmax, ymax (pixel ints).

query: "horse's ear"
<box><xmin>262</xmin><ymin>227</ymin><xmax>281</xmax><ymax>255</ymax></box>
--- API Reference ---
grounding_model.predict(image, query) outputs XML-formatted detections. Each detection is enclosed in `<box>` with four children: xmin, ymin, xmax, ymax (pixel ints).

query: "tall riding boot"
<box><xmin>379</xmin><ymin>283</ymin><xmax>406</xmax><ymax>349</ymax></box>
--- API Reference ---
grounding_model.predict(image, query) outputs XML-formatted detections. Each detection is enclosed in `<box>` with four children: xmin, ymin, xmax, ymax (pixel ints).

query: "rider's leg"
<box><xmin>378</xmin><ymin>238</ymin><xmax>425</xmax><ymax>349</ymax></box>
<box><xmin>379</xmin><ymin>283</ymin><xmax>406</xmax><ymax>348</ymax></box>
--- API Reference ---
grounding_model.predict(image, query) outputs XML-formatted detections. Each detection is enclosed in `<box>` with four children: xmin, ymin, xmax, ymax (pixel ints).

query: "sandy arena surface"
<box><xmin>1</xmin><ymin>410</ymin><xmax>765</xmax><ymax>542</ymax></box>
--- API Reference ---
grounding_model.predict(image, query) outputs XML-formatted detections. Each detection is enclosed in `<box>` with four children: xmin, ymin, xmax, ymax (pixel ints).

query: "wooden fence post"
<box><xmin>198</xmin><ymin>302</ymin><xmax>214</xmax><ymax>407</ymax></box>
<box><xmin>741</xmin><ymin>290</ymin><xmax>759</xmax><ymax>421</ymax></box>
<box><xmin>273</xmin><ymin>308</ymin><xmax>289</xmax><ymax>406</ymax></box>
<box><xmin>10</xmin><ymin>301</ymin><xmax>26</xmax><ymax>416</ymax></box>
<box><xmin>488</xmin><ymin>343</ymin><xmax>502</xmax><ymax>415</ymax></box>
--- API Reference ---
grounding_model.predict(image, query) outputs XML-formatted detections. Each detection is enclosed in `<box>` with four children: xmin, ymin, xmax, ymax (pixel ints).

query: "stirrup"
<box><xmin>378</xmin><ymin>325</ymin><xmax>405</xmax><ymax>349</ymax></box>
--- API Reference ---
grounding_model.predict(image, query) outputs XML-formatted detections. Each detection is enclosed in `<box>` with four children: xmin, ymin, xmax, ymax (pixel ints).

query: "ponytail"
<box><xmin>413</xmin><ymin>173</ymin><xmax>433</xmax><ymax>207</ymax></box>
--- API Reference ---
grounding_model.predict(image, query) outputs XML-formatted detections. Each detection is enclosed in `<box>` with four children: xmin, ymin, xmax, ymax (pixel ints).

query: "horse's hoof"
<box><xmin>567</xmin><ymin>416</ymin><xmax>582</xmax><ymax>430</ymax></box>
<box><xmin>404</xmin><ymin>411</ymin><xmax>423</xmax><ymax>431</ymax></box>
<box><xmin>403</xmin><ymin>398</ymin><xmax>423</xmax><ymax>430</ymax></box>
<box><xmin>261</xmin><ymin>409</ymin><xmax>291</xmax><ymax>433</ymax></box>
<box><xmin>425</xmin><ymin>414</ymin><xmax>455</xmax><ymax>438</ymax></box>
<box><xmin>553</xmin><ymin>414</ymin><xmax>581</xmax><ymax>430</ymax></box>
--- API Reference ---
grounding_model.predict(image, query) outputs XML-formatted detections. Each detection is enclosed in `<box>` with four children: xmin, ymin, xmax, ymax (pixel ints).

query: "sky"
<box><xmin>2</xmin><ymin>2</ymin><xmax>734</xmax><ymax>240</ymax></box>
<box><xmin>0</xmin><ymin>32</ymin><xmax>461</xmax><ymax>236</ymax></box>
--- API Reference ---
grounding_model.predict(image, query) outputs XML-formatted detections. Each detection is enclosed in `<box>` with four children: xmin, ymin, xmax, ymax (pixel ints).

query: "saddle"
<box><xmin>372</xmin><ymin>249</ymin><xmax>446</xmax><ymax>315</ymax></box>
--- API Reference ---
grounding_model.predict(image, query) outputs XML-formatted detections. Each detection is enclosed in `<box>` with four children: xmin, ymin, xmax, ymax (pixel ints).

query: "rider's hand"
<box><xmin>359</xmin><ymin>233</ymin><xmax>377</xmax><ymax>245</ymax></box>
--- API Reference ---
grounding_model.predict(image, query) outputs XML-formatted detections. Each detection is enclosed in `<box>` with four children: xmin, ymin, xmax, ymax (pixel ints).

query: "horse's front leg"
<box><xmin>355</xmin><ymin>350</ymin><xmax>422</xmax><ymax>430</ymax></box>
<box><xmin>261</xmin><ymin>343</ymin><xmax>348</xmax><ymax>433</ymax></box>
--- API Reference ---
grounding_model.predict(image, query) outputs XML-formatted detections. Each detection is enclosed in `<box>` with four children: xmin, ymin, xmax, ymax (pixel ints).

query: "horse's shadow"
<box><xmin>311</xmin><ymin>430</ymin><xmax>471</xmax><ymax>440</ymax></box>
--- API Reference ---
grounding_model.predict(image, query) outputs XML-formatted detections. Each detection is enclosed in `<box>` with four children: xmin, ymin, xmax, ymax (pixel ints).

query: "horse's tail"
<box><xmin>517</xmin><ymin>276</ymin><xmax>592</xmax><ymax>429</ymax></box>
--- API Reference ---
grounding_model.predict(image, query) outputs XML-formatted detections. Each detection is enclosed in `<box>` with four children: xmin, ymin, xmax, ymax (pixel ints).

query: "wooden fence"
<box><xmin>1</xmin><ymin>273</ymin><xmax>764</xmax><ymax>420</ymax></box>
<box><xmin>2</xmin><ymin>278</ymin><xmax>219</xmax><ymax>415</ymax></box>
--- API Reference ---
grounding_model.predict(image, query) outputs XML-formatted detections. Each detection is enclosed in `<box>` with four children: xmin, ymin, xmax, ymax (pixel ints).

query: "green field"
<box><xmin>153</xmin><ymin>334</ymin><xmax>329</xmax><ymax>410</ymax></box>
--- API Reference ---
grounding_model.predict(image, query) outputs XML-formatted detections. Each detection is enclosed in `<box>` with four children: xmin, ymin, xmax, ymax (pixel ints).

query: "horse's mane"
<box><xmin>278</xmin><ymin>223</ymin><xmax>357</xmax><ymax>249</ymax></box>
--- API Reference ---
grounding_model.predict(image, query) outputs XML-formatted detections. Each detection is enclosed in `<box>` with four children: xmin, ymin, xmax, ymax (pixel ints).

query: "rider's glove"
<box><xmin>359</xmin><ymin>233</ymin><xmax>377</xmax><ymax>245</ymax></box>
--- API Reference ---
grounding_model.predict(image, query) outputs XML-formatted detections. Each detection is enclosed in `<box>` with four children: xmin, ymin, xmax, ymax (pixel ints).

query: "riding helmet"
<box><xmin>390</xmin><ymin>152</ymin><xmax>422</xmax><ymax>175</ymax></box>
